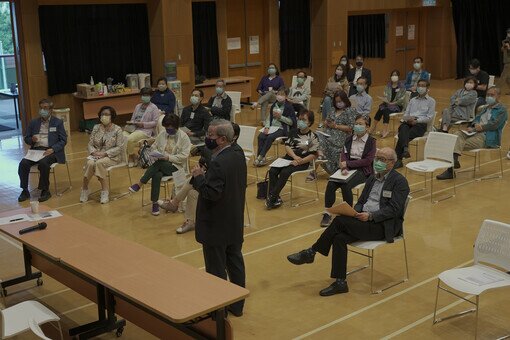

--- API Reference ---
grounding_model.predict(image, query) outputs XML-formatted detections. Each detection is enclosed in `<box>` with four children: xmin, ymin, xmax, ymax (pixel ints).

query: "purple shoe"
<box><xmin>151</xmin><ymin>203</ymin><xmax>160</xmax><ymax>216</ymax></box>
<box><xmin>129</xmin><ymin>183</ymin><xmax>140</xmax><ymax>193</ymax></box>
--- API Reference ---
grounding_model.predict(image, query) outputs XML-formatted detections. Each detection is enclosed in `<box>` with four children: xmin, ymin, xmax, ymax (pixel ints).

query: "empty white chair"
<box><xmin>405</xmin><ymin>132</ymin><xmax>458</xmax><ymax>203</ymax></box>
<box><xmin>30</xmin><ymin>162</ymin><xmax>72</xmax><ymax>197</ymax></box>
<box><xmin>226</xmin><ymin>91</ymin><xmax>242</xmax><ymax>123</ymax></box>
<box><xmin>1</xmin><ymin>300</ymin><xmax>63</xmax><ymax>339</ymax></box>
<box><xmin>432</xmin><ymin>219</ymin><xmax>510</xmax><ymax>339</ymax></box>
<box><xmin>238</xmin><ymin>125</ymin><xmax>258</xmax><ymax>182</ymax></box>
<box><xmin>28</xmin><ymin>318</ymin><xmax>51</xmax><ymax>340</ymax></box>
<box><xmin>347</xmin><ymin>196</ymin><xmax>411</xmax><ymax>294</ymax></box>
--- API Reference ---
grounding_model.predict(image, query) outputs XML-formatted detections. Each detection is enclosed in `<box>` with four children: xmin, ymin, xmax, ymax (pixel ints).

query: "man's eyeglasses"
<box><xmin>374</xmin><ymin>156</ymin><xmax>395</xmax><ymax>163</ymax></box>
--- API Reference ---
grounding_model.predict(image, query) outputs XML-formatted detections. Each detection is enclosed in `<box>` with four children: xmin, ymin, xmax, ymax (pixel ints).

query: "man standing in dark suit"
<box><xmin>347</xmin><ymin>54</ymin><xmax>372</xmax><ymax>96</ymax></box>
<box><xmin>192</xmin><ymin>119</ymin><xmax>247</xmax><ymax>316</ymax></box>
<box><xmin>18</xmin><ymin>99</ymin><xmax>67</xmax><ymax>202</ymax></box>
<box><xmin>287</xmin><ymin>147</ymin><xmax>410</xmax><ymax>296</ymax></box>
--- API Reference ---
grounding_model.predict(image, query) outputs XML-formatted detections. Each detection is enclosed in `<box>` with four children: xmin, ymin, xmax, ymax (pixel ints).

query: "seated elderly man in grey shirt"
<box><xmin>287</xmin><ymin>147</ymin><xmax>410</xmax><ymax>297</ymax></box>
<box><xmin>394</xmin><ymin>79</ymin><xmax>436</xmax><ymax>168</ymax></box>
<box><xmin>349</xmin><ymin>76</ymin><xmax>373</xmax><ymax>118</ymax></box>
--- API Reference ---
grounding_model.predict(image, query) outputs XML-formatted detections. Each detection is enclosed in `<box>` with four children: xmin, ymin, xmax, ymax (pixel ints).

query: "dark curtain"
<box><xmin>348</xmin><ymin>14</ymin><xmax>386</xmax><ymax>59</ymax></box>
<box><xmin>451</xmin><ymin>0</ymin><xmax>510</xmax><ymax>78</ymax></box>
<box><xmin>192</xmin><ymin>2</ymin><xmax>220</xmax><ymax>79</ymax></box>
<box><xmin>279</xmin><ymin>0</ymin><xmax>311</xmax><ymax>71</ymax></box>
<box><xmin>39</xmin><ymin>4</ymin><xmax>152</xmax><ymax>96</ymax></box>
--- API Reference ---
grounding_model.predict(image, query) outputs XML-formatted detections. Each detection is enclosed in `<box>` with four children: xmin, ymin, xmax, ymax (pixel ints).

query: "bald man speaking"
<box><xmin>287</xmin><ymin>147</ymin><xmax>410</xmax><ymax>296</ymax></box>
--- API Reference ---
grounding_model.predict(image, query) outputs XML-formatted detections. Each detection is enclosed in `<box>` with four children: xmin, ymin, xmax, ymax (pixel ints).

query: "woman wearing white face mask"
<box><xmin>252</xmin><ymin>63</ymin><xmax>285</xmax><ymax>124</ymax></box>
<box><xmin>439</xmin><ymin>76</ymin><xmax>478</xmax><ymax>132</ymax></box>
<box><xmin>80</xmin><ymin>106</ymin><xmax>125</xmax><ymax>204</ymax></box>
<box><xmin>321</xmin><ymin>64</ymin><xmax>350</xmax><ymax>127</ymax></box>
<box><xmin>338</xmin><ymin>54</ymin><xmax>352</xmax><ymax>74</ymax></box>
<box><xmin>370</xmin><ymin>70</ymin><xmax>406</xmax><ymax>138</ymax></box>
<box><xmin>123</xmin><ymin>87</ymin><xmax>161</xmax><ymax>166</ymax></box>
<box><xmin>151</xmin><ymin>77</ymin><xmax>176</xmax><ymax>114</ymax></box>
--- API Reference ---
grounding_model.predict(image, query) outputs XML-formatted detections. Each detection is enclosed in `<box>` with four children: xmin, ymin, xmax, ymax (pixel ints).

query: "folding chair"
<box><xmin>238</xmin><ymin>125</ymin><xmax>258</xmax><ymax>182</ymax></box>
<box><xmin>30</xmin><ymin>162</ymin><xmax>72</xmax><ymax>197</ymax></box>
<box><xmin>104</xmin><ymin>136</ymin><xmax>132</xmax><ymax>200</ymax></box>
<box><xmin>226</xmin><ymin>91</ymin><xmax>242</xmax><ymax>123</ymax></box>
<box><xmin>279</xmin><ymin>159</ymin><xmax>319</xmax><ymax>207</ymax></box>
<box><xmin>432</xmin><ymin>219</ymin><xmax>510</xmax><ymax>339</ymax></box>
<box><xmin>346</xmin><ymin>196</ymin><xmax>411</xmax><ymax>294</ymax></box>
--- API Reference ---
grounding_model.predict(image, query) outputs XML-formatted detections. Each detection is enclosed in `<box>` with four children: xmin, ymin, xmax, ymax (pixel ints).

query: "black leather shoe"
<box><xmin>38</xmin><ymin>190</ymin><xmax>52</xmax><ymax>202</ymax></box>
<box><xmin>227</xmin><ymin>307</ymin><xmax>243</xmax><ymax>317</ymax></box>
<box><xmin>454</xmin><ymin>160</ymin><xmax>461</xmax><ymax>169</ymax></box>
<box><xmin>394</xmin><ymin>159</ymin><xmax>403</xmax><ymax>169</ymax></box>
<box><xmin>436</xmin><ymin>168</ymin><xmax>454</xmax><ymax>180</ymax></box>
<box><xmin>402</xmin><ymin>147</ymin><xmax>411</xmax><ymax>159</ymax></box>
<box><xmin>319</xmin><ymin>280</ymin><xmax>349</xmax><ymax>296</ymax></box>
<box><xmin>18</xmin><ymin>190</ymin><xmax>30</xmax><ymax>202</ymax></box>
<box><xmin>287</xmin><ymin>249</ymin><xmax>315</xmax><ymax>265</ymax></box>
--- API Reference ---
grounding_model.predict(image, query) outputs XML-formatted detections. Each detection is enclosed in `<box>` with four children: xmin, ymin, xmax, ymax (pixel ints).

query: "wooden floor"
<box><xmin>1</xmin><ymin>79</ymin><xmax>509</xmax><ymax>339</ymax></box>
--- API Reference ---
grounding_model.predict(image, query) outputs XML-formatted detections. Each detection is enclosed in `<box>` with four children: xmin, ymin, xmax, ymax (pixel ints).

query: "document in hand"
<box><xmin>269</xmin><ymin>158</ymin><xmax>293</xmax><ymax>168</ymax></box>
<box><xmin>327</xmin><ymin>202</ymin><xmax>358</xmax><ymax>217</ymax></box>
<box><xmin>259</xmin><ymin>126</ymin><xmax>280</xmax><ymax>134</ymax></box>
<box><xmin>24</xmin><ymin>150</ymin><xmax>46</xmax><ymax>162</ymax></box>
<box><xmin>315</xmin><ymin>130</ymin><xmax>331</xmax><ymax>138</ymax></box>
<box><xmin>461</xmin><ymin>130</ymin><xmax>477</xmax><ymax>137</ymax></box>
<box><xmin>329</xmin><ymin>169</ymin><xmax>357</xmax><ymax>183</ymax></box>
<box><xmin>149</xmin><ymin>150</ymin><xmax>165</xmax><ymax>158</ymax></box>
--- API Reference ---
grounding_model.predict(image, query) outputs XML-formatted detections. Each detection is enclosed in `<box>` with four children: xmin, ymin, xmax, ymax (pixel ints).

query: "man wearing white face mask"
<box><xmin>437</xmin><ymin>86</ymin><xmax>508</xmax><ymax>180</ymax></box>
<box><xmin>404</xmin><ymin>57</ymin><xmax>430</xmax><ymax>98</ymax></box>
<box><xmin>18</xmin><ymin>99</ymin><xmax>67</xmax><ymax>202</ymax></box>
<box><xmin>394</xmin><ymin>79</ymin><xmax>435</xmax><ymax>168</ymax></box>
<box><xmin>206</xmin><ymin>79</ymin><xmax>232</xmax><ymax>121</ymax></box>
<box><xmin>180</xmin><ymin>89</ymin><xmax>212</xmax><ymax>145</ymax></box>
<box><xmin>348</xmin><ymin>76</ymin><xmax>372</xmax><ymax>118</ymax></box>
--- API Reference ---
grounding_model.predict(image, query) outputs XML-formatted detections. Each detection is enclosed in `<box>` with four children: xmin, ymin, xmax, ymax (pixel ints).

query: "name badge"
<box><xmin>49</xmin><ymin>127</ymin><xmax>57</xmax><ymax>132</ymax></box>
<box><xmin>382</xmin><ymin>190</ymin><xmax>392</xmax><ymax>198</ymax></box>
<box><xmin>190</xmin><ymin>112</ymin><xmax>195</xmax><ymax>120</ymax></box>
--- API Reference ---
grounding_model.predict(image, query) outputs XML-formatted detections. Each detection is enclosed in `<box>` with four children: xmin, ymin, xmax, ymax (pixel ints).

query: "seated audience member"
<box><xmin>467</xmin><ymin>58</ymin><xmax>490</xmax><ymax>108</ymax></box>
<box><xmin>348</xmin><ymin>76</ymin><xmax>372</xmax><ymax>118</ymax></box>
<box><xmin>288</xmin><ymin>70</ymin><xmax>311</xmax><ymax>113</ymax></box>
<box><xmin>315</xmin><ymin>91</ymin><xmax>357</xmax><ymax>176</ymax></box>
<box><xmin>338</xmin><ymin>54</ymin><xmax>352</xmax><ymax>74</ymax></box>
<box><xmin>80</xmin><ymin>106</ymin><xmax>124</xmax><ymax>204</ymax></box>
<box><xmin>404</xmin><ymin>57</ymin><xmax>430</xmax><ymax>98</ymax></box>
<box><xmin>151</xmin><ymin>77</ymin><xmax>176</xmax><ymax>114</ymax></box>
<box><xmin>266</xmin><ymin>110</ymin><xmax>319</xmax><ymax>209</ymax></box>
<box><xmin>123</xmin><ymin>87</ymin><xmax>160</xmax><ymax>166</ymax></box>
<box><xmin>254</xmin><ymin>88</ymin><xmax>296</xmax><ymax>166</ymax></box>
<box><xmin>322</xmin><ymin>64</ymin><xmax>349</xmax><ymax>126</ymax></box>
<box><xmin>347</xmin><ymin>55</ymin><xmax>372</xmax><ymax>96</ymax></box>
<box><xmin>320</xmin><ymin>115</ymin><xmax>376</xmax><ymax>227</ymax></box>
<box><xmin>370</xmin><ymin>70</ymin><xmax>406</xmax><ymax>138</ymax></box>
<box><xmin>439</xmin><ymin>76</ymin><xmax>478</xmax><ymax>132</ymax></box>
<box><xmin>437</xmin><ymin>86</ymin><xmax>508</xmax><ymax>180</ymax></box>
<box><xmin>129</xmin><ymin>114</ymin><xmax>191</xmax><ymax>215</ymax></box>
<box><xmin>287</xmin><ymin>147</ymin><xmax>410</xmax><ymax>296</ymax></box>
<box><xmin>180</xmin><ymin>89</ymin><xmax>212</xmax><ymax>145</ymax></box>
<box><xmin>18</xmin><ymin>99</ymin><xmax>67</xmax><ymax>202</ymax></box>
<box><xmin>394</xmin><ymin>79</ymin><xmax>436</xmax><ymax>168</ymax></box>
<box><xmin>251</xmin><ymin>63</ymin><xmax>285</xmax><ymax>122</ymax></box>
<box><xmin>159</xmin><ymin>123</ymin><xmax>242</xmax><ymax>234</ymax></box>
<box><xmin>206</xmin><ymin>79</ymin><xmax>232</xmax><ymax>121</ymax></box>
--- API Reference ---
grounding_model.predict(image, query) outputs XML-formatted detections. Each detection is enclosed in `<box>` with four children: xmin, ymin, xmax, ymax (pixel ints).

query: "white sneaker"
<box><xmin>100</xmin><ymin>191</ymin><xmax>109</xmax><ymax>204</ymax></box>
<box><xmin>128</xmin><ymin>161</ymin><xmax>135</xmax><ymax>168</ymax></box>
<box><xmin>80</xmin><ymin>189</ymin><xmax>89</xmax><ymax>203</ymax></box>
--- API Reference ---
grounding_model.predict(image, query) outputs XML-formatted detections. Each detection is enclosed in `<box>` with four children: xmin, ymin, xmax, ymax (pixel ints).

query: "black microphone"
<box><xmin>19</xmin><ymin>222</ymin><xmax>47</xmax><ymax>235</ymax></box>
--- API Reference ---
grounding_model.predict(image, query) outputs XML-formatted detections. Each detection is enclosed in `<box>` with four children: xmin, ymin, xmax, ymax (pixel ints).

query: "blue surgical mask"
<box><xmin>297</xmin><ymin>120</ymin><xmax>308</xmax><ymax>130</ymax></box>
<box><xmin>413</xmin><ymin>62</ymin><xmax>421</xmax><ymax>70</ymax></box>
<box><xmin>39</xmin><ymin>109</ymin><xmax>50</xmax><ymax>118</ymax></box>
<box><xmin>373</xmin><ymin>160</ymin><xmax>387</xmax><ymax>173</ymax></box>
<box><xmin>141</xmin><ymin>95</ymin><xmax>151</xmax><ymax>104</ymax></box>
<box><xmin>486</xmin><ymin>96</ymin><xmax>496</xmax><ymax>106</ymax></box>
<box><xmin>166</xmin><ymin>128</ymin><xmax>176</xmax><ymax>136</ymax></box>
<box><xmin>416</xmin><ymin>86</ymin><xmax>427</xmax><ymax>95</ymax></box>
<box><xmin>353</xmin><ymin>124</ymin><xmax>366</xmax><ymax>135</ymax></box>
<box><xmin>215</xmin><ymin>86</ymin><xmax>224</xmax><ymax>95</ymax></box>
<box><xmin>190</xmin><ymin>96</ymin><xmax>200</xmax><ymax>105</ymax></box>
<box><xmin>268</xmin><ymin>67</ymin><xmax>276</xmax><ymax>75</ymax></box>
<box><xmin>356</xmin><ymin>85</ymin><xmax>365</xmax><ymax>93</ymax></box>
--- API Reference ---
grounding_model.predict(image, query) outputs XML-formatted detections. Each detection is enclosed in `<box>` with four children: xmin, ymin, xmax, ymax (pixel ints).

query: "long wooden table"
<box><xmin>73</xmin><ymin>90</ymin><xmax>141</xmax><ymax>120</ymax></box>
<box><xmin>0</xmin><ymin>208</ymin><xmax>249</xmax><ymax>339</ymax></box>
<box><xmin>195</xmin><ymin>76</ymin><xmax>254</xmax><ymax>100</ymax></box>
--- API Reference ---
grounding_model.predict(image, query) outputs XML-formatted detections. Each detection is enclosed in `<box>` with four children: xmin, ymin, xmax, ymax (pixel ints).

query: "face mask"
<box><xmin>297</xmin><ymin>77</ymin><xmax>305</xmax><ymax>85</ymax></box>
<box><xmin>276</xmin><ymin>95</ymin><xmax>285</xmax><ymax>103</ymax></box>
<box><xmin>469</xmin><ymin>69</ymin><xmax>478</xmax><ymax>75</ymax></box>
<box><xmin>166</xmin><ymin>128</ymin><xmax>176</xmax><ymax>135</ymax></box>
<box><xmin>391</xmin><ymin>75</ymin><xmax>399</xmax><ymax>82</ymax></box>
<box><xmin>413</xmin><ymin>62</ymin><xmax>421</xmax><ymax>70</ymax></box>
<box><xmin>190</xmin><ymin>96</ymin><xmax>200</xmax><ymax>105</ymax></box>
<box><xmin>373</xmin><ymin>159</ymin><xmax>387</xmax><ymax>173</ymax></box>
<box><xmin>141</xmin><ymin>95</ymin><xmax>151</xmax><ymax>104</ymax></box>
<box><xmin>335</xmin><ymin>70</ymin><xmax>343</xmax><ymax>77</ymax></box>
<box><xmin>215</xmin><ymin>87</ymin><xmax>224</xmax><ymax>95</ymax></box>
<box><xmin>356</xmin><ymin>61</ymin><xmax>363</xmax><ymax>67</ymax></box>
<box><xmin>486</xmin><ymin>96</ymin><xmax>497</xmax><ymax>106</ymax></box>
<box><xmin>464</xmin><ymin>83</ymin><xmax>475</xmax><ymax>90</ymax></box>
<box><xmin>39</xmin><ymin>109</ymin><xmax>49</xmax><ymax>118</ymax></box>
<box><xmin>356</xmin><ymin>84</ymin><xmax>365</xmax><ymax>93</ymax></box>
<box><xmin>335</xmin><ymin>101</ymin><xmax>345</xmax><ymax>109</ymax></box>
<box><xmin>100</xmin><ymin>115</ymin><xmax>111</xmax><ymax>125</ymax></box>
<box><xmin>297</xmin><ymin>120</ymin><xmax>308</xmax><ymax>130</ymax></box>
<box><xmin>340</xmin><ymin>60</ymin><xmax>347</xmax><ymax>66</ymax></box>
<box><xmin>268</xmin><ymin>67</ymin><xmax>276</xmax><ymax>75</ymax></box>
<box><xmin>158</xmin><ymin>84</ymin><xmax>167</xmax><ymax>92</ymax></box>
<box><xmin>353</xmin><ymin>124</ymin><xmax>366</xmax><ymax>135</ymax></box>
<box><xmin>416</xmin><ymin>86</ymin><xmax>427</xmax><ymax>95</ymax></box>
<box><xmin>205</xmin><ymin>137</ymin><xmax>218</xmax><ymax>150</ymax></box>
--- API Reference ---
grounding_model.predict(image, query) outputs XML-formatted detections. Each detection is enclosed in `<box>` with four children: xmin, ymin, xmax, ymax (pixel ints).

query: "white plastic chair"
<box><xmin>432</xmin><ymin>219</ymin><xmax>510</xmax><ymax>339</ymax></box>
<box><xmin>238</xmin><ymin>125</ymin><xmax>258</xmax><ymax>182</ymax></box>
<box><xmin>30</xmin><ymin>162</ymin><xmax>72</xmax><ymax>197</ymax></box>
<box><xmin>405</xmin><ymin>132</ymin><xmax>458</xmax><ymax>203</ymax></box>
<box><xmin>1</xmin><ymin>301</ymin><xmax>63</xmax><ymax>339</ymax></box>
<box><xmin>347</xmin><ymin>196</ymin><xmax>411</xmax><ymax>294</ymax></box>
<box><xmin>141</xmin><ymin>175</ymin><xmax>173</xmax><ymax>207</ymax></box>
<box><xmin>28</xmin><ymin>318</ymin><xmax>51</xmax><ymax>340</ymax></box>
<box><xmin>105</xmin><ymin>136</ymin><xmax>132</xmax><ymax>200</ymax></box>
<box><xmin>226</xmin><ymin>91</ymin><xmax>242</xmax><ymax>123</ymax></box>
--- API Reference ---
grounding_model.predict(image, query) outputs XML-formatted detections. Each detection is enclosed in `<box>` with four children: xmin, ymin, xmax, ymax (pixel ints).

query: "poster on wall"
<box><xmin>249</xmin><ymin>36</ymin><xmax>259</xmax><ymax>54</ymax></box>
<box><xmin>227</xmin><ymin>37</ymin><xmax>241</xmax><ymax>50</ymax></box>
<box><xmin>396</xmin><ymin>26</ymin><xmax>403</xmax><ymax>37</ymax></box>
<box><xmin>407</xmin><ymin>25</ymin><xmax>415</xmax><ymax>40</ymax></box>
